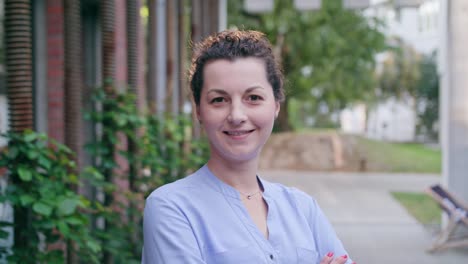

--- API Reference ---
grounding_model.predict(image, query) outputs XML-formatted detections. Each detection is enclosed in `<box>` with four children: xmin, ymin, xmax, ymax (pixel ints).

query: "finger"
<box><xmin>330</xmin><ymin>254</ymin><xmax>348</xmax><ymax>264</ymax></box>
<box><xmin>319</xmin><ymin>252</ymin><xmax>334</xmax><ymax>264</ymax></box>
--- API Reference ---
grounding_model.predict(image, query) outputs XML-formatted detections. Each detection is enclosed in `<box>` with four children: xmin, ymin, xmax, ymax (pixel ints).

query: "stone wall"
<box><xmin>260</xmin><ymin>132</ymin><xmax>366</xmax><ymax>171</ymax></box>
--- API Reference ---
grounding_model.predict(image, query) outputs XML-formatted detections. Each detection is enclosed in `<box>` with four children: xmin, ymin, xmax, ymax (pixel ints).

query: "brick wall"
<box><xmin>115</xmin><ymin>0</ymin><xmax>128</xmax><ymax>91</ymax></box>
<box><xmin>46</xmin><ymin>0</ymin><xmax>65</xmax><ymax>143</ymax></box>
<box><xmin>114</xmin><ymin>0</ymin><xmax>129</xmax><ymax>204</ymax></box>
<box><xmin>137</xmin><ymin>0</ymin><xmax>146</xmax><ymax>112</ymax></box>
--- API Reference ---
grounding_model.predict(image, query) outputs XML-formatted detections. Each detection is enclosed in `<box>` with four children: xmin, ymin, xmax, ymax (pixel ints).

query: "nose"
<box><xmin>227</xmin><ymin>101</ymin><xmax>247</xmax><ymax>125</ymax></box>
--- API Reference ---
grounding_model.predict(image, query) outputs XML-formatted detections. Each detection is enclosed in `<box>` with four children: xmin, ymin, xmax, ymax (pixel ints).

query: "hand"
<box><xmin>320</xmin><ymin>252</ymin><xmax>355</xmax><ymax>264</ymax></box>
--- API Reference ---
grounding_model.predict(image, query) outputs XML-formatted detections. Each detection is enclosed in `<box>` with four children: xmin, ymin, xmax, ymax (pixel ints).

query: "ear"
<box><xmin>274</xmin><ymin>101</ymin><xmax>280</xmax><ymax>119</ymax></box>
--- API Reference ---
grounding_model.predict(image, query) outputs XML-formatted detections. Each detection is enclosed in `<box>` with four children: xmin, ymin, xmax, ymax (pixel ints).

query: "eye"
<box><xmin>210</xmin><ymin>97</ymin><xmax>225</xmax><ymax>104</ymax></box>
<box><xmin>247</xmin><ymin>95</ymin><xmax>263</xmax><ymax>102</ymax></box>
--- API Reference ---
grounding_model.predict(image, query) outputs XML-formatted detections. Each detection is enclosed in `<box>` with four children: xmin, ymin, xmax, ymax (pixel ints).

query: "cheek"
<box><xmin>253</xmin><ymin>109</ymin><xmax>277</xmax><ymax>127</ymax></box>
<box><xmin>199</xmin><ymin>109</ymin><xmax>223</xmax><ymax>128</ymax></box>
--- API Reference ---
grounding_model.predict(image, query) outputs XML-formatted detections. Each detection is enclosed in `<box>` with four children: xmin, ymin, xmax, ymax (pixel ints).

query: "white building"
<box><xmin>341</xmin><ymin>0</ymin><xmax>440</xmax><ymax>142</ymax></box>
<box><xmin>365</xmin><ymin>0</ymin><xmax>440</xmax><ymax>54</ymax></box>
<box><xmin>366</xmin><ymin>97</ymin><xmax>417</xmax><ymax>141</ymax></box>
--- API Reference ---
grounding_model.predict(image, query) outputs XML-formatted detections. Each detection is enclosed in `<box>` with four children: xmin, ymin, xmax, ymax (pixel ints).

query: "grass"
<box><xmin>392</xmin><ymin>192</ymin><xmax>442</xmax><ymax>226</ymax></box>
<box><xmin>357</xmin><ymin>137</ymin><xmax>441</xmax><ymax>173</ymax></box>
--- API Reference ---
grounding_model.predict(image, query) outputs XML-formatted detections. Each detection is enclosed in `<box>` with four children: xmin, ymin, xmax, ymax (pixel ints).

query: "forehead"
<box><xmin>202</xmin><ymin>57</ymin><xmax>270</xmax><ymax>91</ymax></box>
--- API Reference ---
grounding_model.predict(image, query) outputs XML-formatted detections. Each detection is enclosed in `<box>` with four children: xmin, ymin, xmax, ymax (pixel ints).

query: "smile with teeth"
<box><xmin>224</xmin><ymin>130</ymin><xmax>254</xmax><ymax>136</ymax></box>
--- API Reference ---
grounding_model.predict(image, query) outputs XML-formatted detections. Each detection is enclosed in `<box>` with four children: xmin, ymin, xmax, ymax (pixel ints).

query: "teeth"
<box><xmin>227</xmin><ymin>131</ymin><xmax>249</xmax><ymax>136</ymax></box>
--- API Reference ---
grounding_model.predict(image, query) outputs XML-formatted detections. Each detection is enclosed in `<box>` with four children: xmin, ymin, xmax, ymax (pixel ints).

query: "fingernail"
<box><xmin>341</xmin><ymin>254</ymin><xmax>348</xmax><ymax>259</ymax></box>
<box><xmin>352</xmin><ymin>262</ymin><xmax>356</xmax><ymax>264</ymax></box>
<box><xmin>327</xmin><ymin>252</ymin><xmax>334</xmax><ymax>257</ymax></box>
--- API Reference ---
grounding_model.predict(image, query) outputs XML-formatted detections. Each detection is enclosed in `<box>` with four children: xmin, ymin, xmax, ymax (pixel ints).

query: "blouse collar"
<box><xmin>200</xmin><ymin>164</ymin><xmax>272</xmax><ymax>201</ymax></box>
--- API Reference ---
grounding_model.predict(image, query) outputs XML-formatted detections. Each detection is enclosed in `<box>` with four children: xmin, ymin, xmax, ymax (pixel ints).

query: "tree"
<box><xmin>228</xmin><ymin>0</ymin><xmax>386</xmax><ymax>130</ymax></box>
<box><xmin>415</xmin><ymin>51</ymin><xmax>439</xmax><ymax>140</ymax></box>
<box><xmin>377</xmin><ymin>37</ymin><xmax>422</xmax><ymax>100</ymax></box>
<box><xmin>375</xmin><ymin>37</ymin><xmax>441</xmax><ymax>141</ymax></box>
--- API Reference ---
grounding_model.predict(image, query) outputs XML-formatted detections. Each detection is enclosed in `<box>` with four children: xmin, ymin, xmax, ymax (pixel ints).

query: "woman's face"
<box><xmin>197</xmin><ymin>57</ymin><xmax>280</xmax><ymax>163</ymax></box>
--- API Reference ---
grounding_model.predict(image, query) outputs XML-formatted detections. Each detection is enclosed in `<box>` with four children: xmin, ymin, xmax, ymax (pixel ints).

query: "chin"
<box><xmin>224</xmin><ymin>149</ymin><xmax>261</xmax><ymax>163</ymax></box>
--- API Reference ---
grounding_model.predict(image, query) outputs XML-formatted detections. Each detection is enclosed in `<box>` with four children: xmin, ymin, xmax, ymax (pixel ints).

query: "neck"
<box><xmin>207</xmin><ymin>155</ymin><xmax>260</xmax><ymax>194</ymax></box>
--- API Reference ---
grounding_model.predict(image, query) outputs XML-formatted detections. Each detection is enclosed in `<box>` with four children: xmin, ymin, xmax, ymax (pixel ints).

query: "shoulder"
<box><xmin>261</xmin><ymin>179</ymin><xmax>319</xmax><ymax>215</ymax></box>
<box><xmin>145</xmin><ymin>167</ymin><xmax>206</xmax><ymax>205</ymax></box>
<box><xmin>143</xmin><ymin>168</ymin><xmax>208</xmax><ymax>225</ymax></box>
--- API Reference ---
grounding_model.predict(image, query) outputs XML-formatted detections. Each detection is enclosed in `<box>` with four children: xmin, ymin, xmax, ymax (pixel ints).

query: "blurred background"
<box><xmin>0</xmin><ymin>0</ymin><xmax>467</xmax><ymax>263</ymax></box>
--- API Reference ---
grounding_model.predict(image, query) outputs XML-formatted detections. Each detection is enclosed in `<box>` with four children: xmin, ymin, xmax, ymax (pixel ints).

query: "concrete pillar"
<box><xmin>178</xmin><ymin>0</ymin><xmax>188</xmax><ymax>114</ymax></box>
<box><xmin>147</xmin><ymin>0</ymin><xmax>167</xmax><ymax>115</ymax></box>
<box><xmin>218</xmin><ymin>0</ymin><xmax>227</xmax><ymax>31</ymax></box>
<box><xmin>167</xmin><ymin>0</ymin><xmax>179</xmax><ymax>115</ymax></box>
<box><xmin>440</xmin><ymin>0</ymin><xmax>468</xmax><ymax>202</ymax></box>
<box><xmin>33</xmin><ymin>0</ymin><xmax>47</xmax><ymax>134</ymax></box>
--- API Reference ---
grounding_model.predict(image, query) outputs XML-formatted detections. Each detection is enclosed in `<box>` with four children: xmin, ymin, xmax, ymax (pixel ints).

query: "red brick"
<box><xmin>48</xmin><ymin>47</ymin><xmax>65</xmax><ymax>58</ymax></box>
<box><xmin>47</xmin><ymin>35</ymin><xmax>64</xmax><ymax>45</ymax></box>
<box><xmin>47</xmin><ymin>5</ymin><xmax>63</xmax><ymax>15</ymax></box>
<box><xmin>47</xmin><ymin>80</ymin><xmax>64</xmax><ymax>89</ymax></box>
<box><xmin>47</xmin><ymin>59</ymin><xmax>63</xmax><ymax>69</ymax></box>
<box><xmin>46</xmin><ymin>0</ymin><xmax>65</xmax><ymax>145</ymax></box>
<box><xmin>48</xmin><ymin>92</ymin><xmax>64</xmax><ymax>99</ymax></box>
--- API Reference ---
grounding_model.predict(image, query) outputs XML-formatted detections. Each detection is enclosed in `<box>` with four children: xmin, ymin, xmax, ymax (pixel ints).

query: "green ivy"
<box><xmin>0</xmin><ymin>87</ymin><xmax>209</xmax><ymax>263</ymax></box>
<box><xmin>0</xmin><ymin>130</ymin><xmax>101</xmax><ymax>264</ymax></box>
<box><xmin>85</xmin><ymin>88</ymin><xmax>209</xmax><ymax>262</ymax></box>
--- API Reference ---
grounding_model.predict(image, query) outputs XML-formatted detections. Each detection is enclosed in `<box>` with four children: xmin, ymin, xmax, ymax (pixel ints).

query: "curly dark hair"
<box><xmin>189</xmin><ymin>29</ymin><xmax>285</xmax><ymax>106</ymax></box>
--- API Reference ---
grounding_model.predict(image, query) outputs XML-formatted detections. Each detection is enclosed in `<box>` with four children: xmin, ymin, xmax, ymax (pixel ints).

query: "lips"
<box><xmin>223</xmin><ymin>129</ymin><xmax>254</xmax><ymax>136</ymax></box>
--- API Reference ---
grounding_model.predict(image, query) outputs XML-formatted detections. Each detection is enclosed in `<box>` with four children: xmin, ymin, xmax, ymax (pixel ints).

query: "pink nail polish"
<box><xmin>327</xmin><ymin>252</ymin><xmax>334</xmax><ymax>257</ymax></box>
<box><xmin>341</xmin><ymin>254</ymin><xmax>348</xmax><ymax>259</ymax></box>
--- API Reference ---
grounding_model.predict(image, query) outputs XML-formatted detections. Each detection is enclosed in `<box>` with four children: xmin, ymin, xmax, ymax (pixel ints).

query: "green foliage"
<box><xmin>228</xmin><ymin>0</ymin><xmax>386</xmax><ymax>129</ymax></box>
<box><xmin>377</xmin><ymin>37</ymin><xmax>422</xmax><ymax>99</ymax></box>
<box><xmin>140</xmin><ymin>114</ymin><xmax>209</xmax><ymax>188</ymax></box>
<box><xmin>85</xmin><ymin>88</ymin><xmax>209</xmax><ymax>262</ymax></box>
<box><xmin>0</xmin><ymin>87</ymin><xmax>209</xmax><ymax>263</ymax></box>
<box><xmin>415</xmin><ymin>52</ymin><xmax>439</xmax><ymax>140</ymax></box>
<box><xmin>0</xmin><ymin>130</ymin><xmax>101</xmax><ymax>263</ymax></box>
<box><xmin>376</xmin><ymin>39</ymin><xmax>439</xmax><ymax>141</ymax></box>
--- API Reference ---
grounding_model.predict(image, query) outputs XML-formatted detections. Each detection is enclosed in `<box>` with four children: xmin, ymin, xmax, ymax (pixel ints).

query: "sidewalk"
<box><xmin>261</xmin><ymin>170</ymin><xmax>468</xmax><ymax>264</ymax></box>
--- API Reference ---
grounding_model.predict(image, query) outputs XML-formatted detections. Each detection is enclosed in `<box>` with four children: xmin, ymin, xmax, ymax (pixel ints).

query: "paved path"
<box><xmin>260</xmin><ymin>170</ymin><xmax>468</xmax><ymax>264</ymax></box>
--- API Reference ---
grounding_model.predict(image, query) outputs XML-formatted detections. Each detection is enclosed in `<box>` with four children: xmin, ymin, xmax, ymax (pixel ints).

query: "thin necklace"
<box><xmin>240</xmin><ymin>190</ymin><xmax>262</xmax><ymax>200</ymax></box>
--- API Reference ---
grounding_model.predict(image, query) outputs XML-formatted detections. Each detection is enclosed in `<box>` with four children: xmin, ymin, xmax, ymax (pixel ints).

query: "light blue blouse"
<box><xmin>142</xmin><ymin>165</ymin><xmax>352</xmax><ymax>264</ymax></box>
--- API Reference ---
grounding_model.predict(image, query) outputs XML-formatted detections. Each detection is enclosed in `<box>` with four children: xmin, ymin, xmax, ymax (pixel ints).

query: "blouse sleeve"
<box><xmin>142</xmin><ymin>194</ymin><xmax>206</xmax><ymax>264</ymax></box>
<box><xmin>295</xmin><ymin>189</ymin><xmax>354</xmax><ymax>264</ymax></box>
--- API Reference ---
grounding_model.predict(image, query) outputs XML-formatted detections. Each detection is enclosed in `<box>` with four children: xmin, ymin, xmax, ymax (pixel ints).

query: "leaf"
<box><xmin>86</xmin><ymin>240</ymin><xmax>101</xmax><ymax>253</ymax></box>
<box><xmin>19</xmin><ymin>194</ymin><xmax>35</xmax><ymax>206</ymax></box>
<box><xmin>118</xmin><ymin>117</ymin><xmax>127</xmax><ymax>127</ymax></box>
<box><xmin>56</xmin><ymin>143</ymin><xmax>72</xmax><ymax>155</ymax></box>
<box><xmin>57</xmin><ymin>222</ymin><xmax>70</xmax><ymax>237</ymax></box>
<box><xmin>27</xmin><ymin>149</ymin><xmax>39</xmax><ymax>160</ymax></box>
<box><xmin>18</xmin><ymin>167</ymin><xmax>32</xmax><ymax>181</ymax></box>
<box><xmin>24</xmin><ymin>132</ymin><xmax>37</xmax><ymax>142</ymax></box>
<box><xmin>58</xmin><ymin>198</ymin><xmax>79</xmax><ymax>216</ymax></box>
<box><xmin>0</xmin><ymin>229</ymin><xmax>10</xmax><ymax>239</ymax></box>
<box><xmin>65</xmin><ymin>216</ymin><xmax>83</xmax><ymax>226</ymax></box>
<box><xmin>38</xmin><ymin>156</ymin><xmax>52</xmax><ymax>170</ymax></box>
<box><xmin>6</xmin><ymin>146</ymin><xmax>19</xmax><ymax>160</ymax></box>
<box><xmin>33</xmin><ymin>202</ymin><xmax>53</xmax><ymax>217</ymax></box>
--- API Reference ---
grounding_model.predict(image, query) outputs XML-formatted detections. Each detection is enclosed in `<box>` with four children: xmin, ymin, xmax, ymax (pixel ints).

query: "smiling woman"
<box><xmin>197</xmin><ymin>57</ymin><xmax>279</xmax><ymax>164</ymax></box>
<box><xmin>142</xmin><ymin>29</ymin><xmax>354</xmax><ymax>264</ymax></box>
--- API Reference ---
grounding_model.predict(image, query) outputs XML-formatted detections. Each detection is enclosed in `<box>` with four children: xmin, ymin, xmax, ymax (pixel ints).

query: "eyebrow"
<box><xmin>206</xmin><ymin>86</ymin><xmax>265</xmax><ymax>96</ymax></box>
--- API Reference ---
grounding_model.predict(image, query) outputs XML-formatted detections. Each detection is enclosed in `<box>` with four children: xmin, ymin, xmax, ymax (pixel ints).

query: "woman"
<box><xmin>142</xmin><ymin>29</ymin><xmax>354</xmax><ymax>264</ymax></box>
